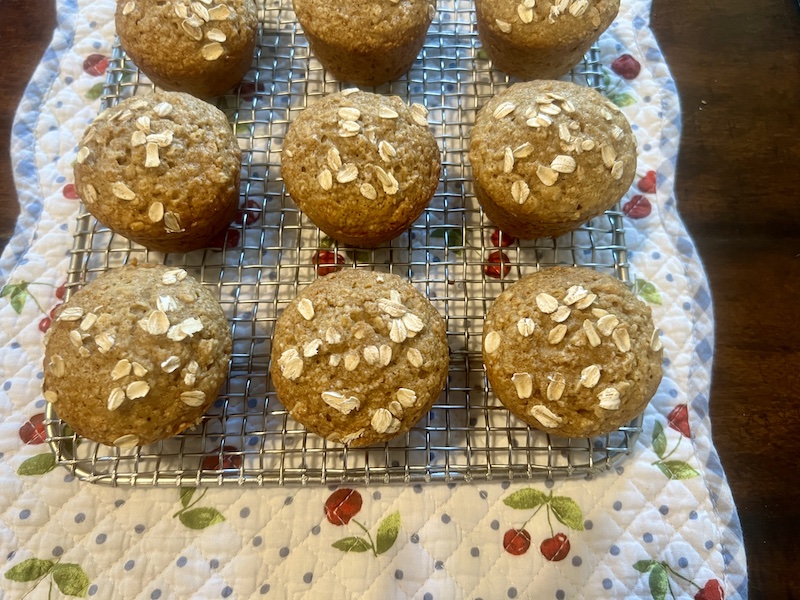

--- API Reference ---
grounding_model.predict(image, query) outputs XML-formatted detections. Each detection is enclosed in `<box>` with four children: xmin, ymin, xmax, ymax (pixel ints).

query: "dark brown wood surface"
<box><xmin>1</xmin><ymin>0</ymin><xmax>799</xmax><ymax>597</ymax></box>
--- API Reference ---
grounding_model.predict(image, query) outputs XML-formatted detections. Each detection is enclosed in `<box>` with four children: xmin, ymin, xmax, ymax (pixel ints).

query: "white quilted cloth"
<box><xmin>0</xmin><ymin>0</ymin><xmax>747</xmax><ymax>598</ymax></box>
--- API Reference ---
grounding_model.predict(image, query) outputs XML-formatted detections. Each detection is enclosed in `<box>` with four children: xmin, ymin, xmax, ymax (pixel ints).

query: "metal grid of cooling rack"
<box><xmin>45</xmin><ymin>0</ymin><xmax>641</xmax><ymax>486</ymax></box>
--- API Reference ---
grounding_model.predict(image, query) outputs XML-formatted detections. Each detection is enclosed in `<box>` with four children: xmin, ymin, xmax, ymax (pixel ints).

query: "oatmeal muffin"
<box><xmin>294</xmin><ymin>0</ymin><xmax>437</xmax><ymax>86</ymax></box>
<box><xmin>482</xmin><ymin>266</ymin><xmax>662</xmax><ymax>438</ymax></box>
<box><xmin>469</xmin><ymin>80</ymin><xmax>636</xmax><ymax>239</ymax></box>
<box><xmin>116</xmin><ymin>0</ymin><xmax>258</xmax><ymax>98</ymax></box>
<box><xmin>73</xmin><ymin>91</ymin><xmax>241</xmax><ymax>253</ymax></box>
<box><xmin>42</xmin><ymin>263</ymin><xmax>232</xmax><ymax>447</ymax></box>
<box><xmin>270</xmin><ymin>270</ymin><xmax>449</xmax><ymax>447</ymax></box>
<box><xmin>475</xmin><ymin>0</ymin><xmax>618</xmax><ymax>80</ymax></box>
<box><xmin>282</xmin><ymin>90</ymin><xmax>441</xmax><ymax>247</ymax></box>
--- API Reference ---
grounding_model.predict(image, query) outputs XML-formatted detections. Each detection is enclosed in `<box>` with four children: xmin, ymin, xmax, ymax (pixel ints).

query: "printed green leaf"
<box><xmin>602</xmin><ymin>69</ymin><xmax>612</xmax><ymax>90</ymax></box>
<box><xmin>332</xmin><ymin>537</ymin><xmax>372</xmax><ymax>553</ymax></box>
<box><xmin>1</xmin><ymin>283</ymin><xmax>30</xmax><ymax>314</ymax></box>
<box><xmin>178</xmin><ymin>507</ymin><xmax>225</xmax><ymax>529</ymax></box>
<box><xmin>550</xmin><ymin>496</ymin><xmax>585</xmax><ymax>531</ymax></box>
<box><xmin>180</xmin><ymin>487</ymin><xmax>195</xmax><ymax>508</ymax></box>
<box><xmin>235</xmin><ymin>123</ymin><xmax>251</xmax><ymax>135</ymax></box>
<box><xmin>503</xmin><ymin>488</ymin><xmax>548</xmax><ymax>510</ymax></box>
<box><xmin>85</xmin><ymin>83</ymin><xmax>106</xmax><ymax>101</ymax></box>
<box><xmin>609</xmin><ymin>92</ymin><xmax>638</xmax><ymax>107</ymax></box>
<box><xmin>633</xmin><ymin>559</ymin><xmax>657</xmax><ymax>573</ymax></box>
<box><xmin>430</xmin><ymin>228</ymin><xmax>463</xmax><ymax>250</ymax></box>
<box><xmin>656</xmin><ymin>460</ymin><xmax>700</xmax><ymax>480</ymax></box>
<box><xmin>652</xmin><ymin>421</ymin><xmax>666</xmax><ymax>459</ymax></box>
<box><xmin>348</xmin><ymin>249</ymin><xmax>372</xmax><ymax>263</ymax></box>
<box><xmin>4</xmin><ymin>558</ymin><xmax>54</xmax><ymax>582</ymax></box>
<box><xmin>319</xmin><ymin>237</ymin><xmax>335</xmax><ymax>249</ymax></box>
<box><xmin>17</xmin><ymin>453</ymin><xmax>56</xmax><ymax>476</ymax></box>
<box><xmin>375</xmin><ymin>511</ymin><xmax>401</xmax><ymax>555</ymax></box>
<box><xmin>648</xmin><ymin>563</ymin><xmax>669</xmax><ymax>600</ymax></box>
<box><xmin>634</xmin><ymin>279</ymin><xmax>663</xmax><ymax>305</ymax></box>
<box><xmin>476</xmin><ymin>49</ymin><xmax>489</xmax><ymax>60</ymax></box>
<box><xmin>51</xmin><ymin>564</ymin><xmax>90</xmax><ymax>597</ymax></box>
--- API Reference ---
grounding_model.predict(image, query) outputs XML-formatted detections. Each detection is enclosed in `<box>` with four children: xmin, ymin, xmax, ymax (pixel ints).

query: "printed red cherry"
<box><xmin>83</xmin><ymin>54</ymin><xmax>110</xmax><ymax>76</ymax></box>
<box><xmin>540</xmin><ymin>533</ymin><xmax>570</xmax><ymax>561</ymax></box>
<box><xmin>49</xmin><ymin>304</ymin><xmax>62</xmax><ymax>319</ymax></box>
<box><xmin>637</xmin><ymin>170</ymin><xmax>657</xmax><ymax>193</ymax></box>
<box><xmin>55</xmin><ymin>283</ymin><xmax>67</xmax><ymax>301</ymax></box>
<box><xmin>237</xmin><ymin>81</ymin><xmax>267</xmax><ymax>102</ymax></box>
<box><xmin>19</xmin><ymin>413</ymin><xmax>48</xmax><ymax>445</ymax></box>
<box><xmin>313</xmin><ymin>250</ymin><xmax>346</xmax><ymax>276</ymax></box>
<box><xmin>490</xmin><ymin>229</ymin><xmax>516</xmax><ymax>248</ymax></box>
<box><xmin>62</xmin><ymin>184</ymin><xmax>79</xmax><ymax>200</ymax></box>
<box><xmin>623</xmin><ymin>195</ymin><xmax>652</xmax><ymax>219</ymax></box>
<box><xmin>695</xmin><ymin>579</ymin><xmax>724</xmax><ymax>600</ymax></box>
<box><xmin>38</xmin><ymin>317</ymin><xmax>52</xmax><ymax>333</ymax></box>
<box><xmin>611</xmin><ymin>54</ymin><xmax>641</xmax><ymax>80</ymax></box>
<box><xmin>668</xmin><ymin>404</ymin><xmax>691</xmax><ymax>438</ymax></box>
<box><xmin>201</xmin><ymin>445</ymin><xmax>243</xmax><ymax>470</ymax></box>
<box><xmin>484</xmin><ymin>250</ymin><xmax>510</xmax><ymax>279</ymax></box>
<box><xmin>235</xmin><ymin>200</ymin><xmax>262</xmax><ymax>226</ymax></box>
<box><xmin>325</xmin><ymin>488</ymin><xmax>363</xmax><ymax>526</ymax></box>
<box><xmin>503</xmin><ymin>528</ymin><xmax>531</xmax><ymax>555</ymax></box>
<box><xmin>209</xmin><ymin>228</ymin><xmax>241</xmax><ymax>249</ymax></box>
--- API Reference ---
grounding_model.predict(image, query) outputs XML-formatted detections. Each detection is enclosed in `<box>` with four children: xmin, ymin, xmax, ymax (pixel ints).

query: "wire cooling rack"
<box><xmin>45</xmin><ymin>0</ymin><xmax>642</xmax><ymax>486</ymax></box>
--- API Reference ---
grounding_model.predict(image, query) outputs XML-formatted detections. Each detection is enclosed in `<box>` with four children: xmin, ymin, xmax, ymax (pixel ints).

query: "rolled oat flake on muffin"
<box><xmin>482</xmin><ymin>266</ymin><xmax>662</xmax><ymax>438</ymax></box>
<box><xmin>42</xmin><ymin>263</ymin><xmax>232</xmax><ymax>447</ymax></box>
<box><xmin>269</xmin><ymin>270</ymin><xmax>449</xmax><ymax>447</ymax></box>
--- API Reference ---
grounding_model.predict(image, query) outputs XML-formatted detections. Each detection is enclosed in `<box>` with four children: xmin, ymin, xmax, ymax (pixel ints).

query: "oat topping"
<box><xmin>378</xmin><ymin>107</ymin><xmax>399</xmax><ymax>119</ymax></box>
<box><xmin>95</xmin><ymin>333</ymin><xmax>115</xmax><ymax>353</ymax></box>
<box><xmin>484</xmin><ymin>330</ymin><xmax>502</xmax><ymax>354</ymax></box>
<box><xmin>650</xmin><ymin>328</ymin><xmax>663</xmax><ymax>352</ymax></box>
<box><xmin>325</xmin><ymin>327</ymin><xmax>342</xmax><ymax>345</ymax></box>
<box><xmin>318</xmin><ymin>168</ymin><xmax>333</xmax><ymax>191</ymax></box>
<box><xmin>58</xmin><ymin>306</ymin><xmax>84</xmax><ymax>322</ymax></box>
<box><xmin>148</xmin><ymin>201</ymin><xmax>165</xmax><ymax>223</ymax></box>
<box><xmin>529</xmin><ymin>405</ymin><xmax>562</xmax><ymax>428</ymax></box>
<box><xmin>379</xmin><ymin>344</ymin><xmax>392</xmax><ymax>367</ymax></box>
<box><xmin>303</xmin><ymin>338</ymin><xmax>323</xmax><ymax>357</ymax></box>
<box><xmin>297</xmin><ymin>298</ymin><xmax>315</xmax><ymax>321</ymax></box>
<box><xmin>546</xmin><ymin>372</ymin><xmax>566</xmax><ymax>401</ymax></box>
<box><xmin>574</xmin><ymin>293</ymin><xmax>596</xmax><ymax>310</ymax></box>
<box><xmin>580</xmin><ymin>364</ymin><xmax>601</xmax><ymax>388</ymax></box>
<box><xmin>551</xmin><ymin>305</ymin><xmax>571</xmax><ymax>323</ymax></box>
<box><xmin>321</xmin><ymin>391</ymin><xmax>361</xmax><ymax>415</ymax></box>
<box><xmin>122</xmin><ymin>1</ymin><xmax>135</xmax><ymax>15</ymax></box>
<box><xmin>535</xmin><ymin>164</ymin><xmax>559</xmax><ymax>187</ymax></box>
<box><xmin>548</xmin><ymin>324</ymin><xmax>567</xmax><ymax>344</ymax></box>
<box><xmin>535</xmin><ymin>293</ymin><xmax>559</xmax><ymax>314</ymax></box>
<box><xmin>396</xmin><ymin>387</ymin><xmax>417</xmax><ymax>408</ymax></box>
<box><xmin>370</xmin><ymin>408</ymin><xmax>393</xmax><ymax>433</ymax></box>
<box><xmin>612</xmin><ymin>327</ymin><xmax>631</xmax><ymax>352</ymax></box>
<box><xmin>49</xmin><ymin>355</ymin><xmax>66</xmax><ymax>377</ymax></box>
<box><xmin>550</xmin><ymin>154</ymin><xmax>576</xmax><ymax>174</ymax></box>
<box><xmin>107</xmin><ymin>387</ymin><xmax>126</xmax><ymax>411</ymax></box>
<box><xmin>511</xmin><ymin>180</ymin><xmax>530</xmax><ymax>205</ymax></box>
<box><xmin>44</xmin><ymin>390</ymin><xmax>59</xmax><ymax>404</ymax></box>
<box><xmin>360</xmin><ymin>182</ymin><xmax>378</xmax><ymax>200</ymax></box>
<box><xmin>181</xmin><ymin>390</ymin><xmax>207</xmax><ymax>407</ymax></box>
<box><xmin>517</xmin><ymin>318</ymin><xmax>536</xmax><ymax>337</ymax></box>
<box><xmin>112</xmin><ymin>181</ymin><xmax>136</xmax><ymax>201</ymax></box>
<box><xmin>495</xmin><ymin>18</ymin><xmax>512</xmax><ymax>33</ymax></box>
<box><xmin>278</xmin><ymin>348</ymin><xmax>303</xmax><ymax>380</ymax></box>
<box><xmin>76</xmin><ymin>146</ymin><xmax>90</xmax><ymax>164</ymax></box>
<box><xmin>582</xmin><ymin>319</ymin><xmax>601</xmax><ymax>347</ymax></box>
<box><xmin>363</xmin><ymin>345</ymin><xmax>380</xmax><ymax>365</ymax></box>
<box><xmin>512</xmin><ymin>372</ymin><xmax>533</xmax><ymax>399</ymax></box>
<box><xmin>410</xmin><ymin>103</ymin><xmax>429</xmax><ymax>127</ymax></box>
<box><xmin>344</xmin><ymin>352</ymin><xmax>360</xmax><ymax>371</ymax></box>
<box><xmin>161</xmin><ymin>355</ymin><xmax>181</xmax><ymax>373</ymax></box>
<box><xmin>596</xmin><ymin>314</ymin><xmax>619</xmax><ymax>336</ymax></box>
<box><xmin>163</xmin><ymin>212</ymin><xmax>184</xmax><ymax>233</ymax></box>
<box><xmin>597</xmin><ymin>387</ymin><xmax>621</xmax><ymax>410</ymax></box>
<box><xmin>161</xmin><ymin>268</ymin><xmax>187</xmax><ymax>285</ymax></box>
<box><xmin>113</xmin><ymin>434</ymin><xmax>140</xmax><ymax>448</ymax></box>
<box><xmin>493</xmin><ymin>101</ymin><xmax>517</xmax><ymax>120</ymax></box>
<box><xmin>111</xmin><ymin>359</ymin><xmax>132</xmax><ymax>381</ymax></box>
<box><xmin>503</xmin><ymin>147</ymin><xmax>515</xmax><ymax>174</ymax></box>
<box><xmin>126</xmin><ymin>381</ymin><xmax>150</xmax><ymax>399</ymax></box>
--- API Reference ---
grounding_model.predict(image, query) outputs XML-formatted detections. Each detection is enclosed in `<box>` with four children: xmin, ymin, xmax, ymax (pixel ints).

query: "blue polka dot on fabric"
<box><xmin>651</xmin><ymin>252</ymin><xmax>661</xmax><ymax>259</ymax></box>
<box><xmin>303</xmin><ymin>572</ymin><xmax>313</xmax><ymax>584</ymax></box>
<box><xmin>556</xmin><ymin>591</ymin><xmax>565</xmax><ymax>600</ymax></box>
<box><xmin>441</xmin><ymin>514</ymin><xmax>451</xmax><ymax>524</ymax></box>
<box><xmin>491</xmin><ymin>520</ymin><xmax>500</xmax><ymax>531</ymax></box>
<box><xmin>96</xmin><ymin>534</ymin><xmax>107</xmax><ymax>544</ymax></box>
<box><xmin>678</xmin><ymin>557</ymin><xmax>689</xmax><ymax>568</ymax></box>
<box><xmin>36</xmin><ymin>371</ymin><xmax>44</xmax><ymax>380</ymax></box>
<box><xmin>571</xmin><ymin>556</ymin><xmax>582</xmax><ymax>567</ymax></box>
<box><xmin>88</xmin><ymin>585</ymin><xmax>98</xmax><ymax>596</ymax></box>
<box><xmin>410</xmin><ymin>533</ymin><xmax>419</xmax><ymax>543</ymax></box>
<box><xmin>603</xmin><ymin>579</ymin><xmax>613</xmax><ymax>590</ymax></box>
<box><xmin>52</xmin><ymin>547</ymin><xmax>64</xmax><ymax>557</ymax></box>
<box><xmin>659</xmin><ymin>505</ymin><xmax>669</xmax><ymax>515</ymax></box>
<box><xmin>279</xmin><ymin>547</ymin><xmax>289</xmax><ymax>558</ymax></box>
<box><xmin>373</xmin><ymin>491</ymin><xmax>382</xmax><ymax>500</ymax></box>
<box><xmin>584</xmin><ymin>520</ymin><xmax>593</xmax><ymax>530</ymax></box>
<box><xmin>610</xmin><ymin>545</ymin><xmax>620</xmax><ymax>556</ymax></box>
<box><xmin>311</xmin><ymin>525</ymin><xmax>320</xmax><ymax>535</ymax></box>
<box><xmin>508</xmin><ymin>587</ymin><xmax>518</xmax><ymax>598</ymax></box>
<box><xmin>666</xmin><ymin>273</ymin><xmax>674</xmax><ymax>282</ymax></box>
<box><xmin>434</xmin><ymin>560</ymin><xmax>444</xmax><ymax>570</ymax></box>
<box><xmin>479</xmin><ymin>491</ymin><xmax>488</xmax><ymax>500</ymax></box>
<box><xmin>259</xmin><ymin>584</ymin><xmax>270</xmax><ymax>594</ymax></box>
<box><xmin>151</xmin><ymin>590</ymin><xmax>161</xmax><ymax>600</ymax></box>
<box><xmin>613</xmin><ymin>501</ymin><xmax>622</xmax><ymax>511</ymax></box>
<box><xmin>471</xmin><ymin>547</ymin><xmax>480</xmax><ymax>557</ymax></box>
<box><xmin>221</xmin><ymin>586</ymin><xmax>233</xmax><ymax>598</ymax></box>
<box><xmin>253</xmin><ymin>536</ymin><xmax>263</xmax><ymax>547</ymax></box>
<box><xmin>177</xmin><ymin>557</ymin><xmax>187</xmax><ymax>567</ymax></box>
<box><xmin>240</xmin><ymin>507</ymin><xmax>250</xmax><ymax>518</ymax></box>
<box><xmin>643</xmin><ymin>533</ymin><xmax>654</xmax><ymax>543</ymax></box>
<box><xmin>395</xmin><ymin>569</ymin><xmax>403</xmax><ymax>580</ymax></box>
<box><xmin>19</xmin><ymin>509</ymin><xmax>30</xmax><ymax>520</ymax></box>
<box><xmin>124</xmin><ymin>560</ymin><xmax>135</xmax><ymax>571</ymax></box>
<box><xmin>413</xmin><ymin>485</ymin><xmax>423</xmax><ymax>494</ymax></box>
<box><xmin>210</xmin><ymin>559</ymin><xmax>220</xmax><ymax>569</ymax></box>
<box><xmin>544</xmin><ymin>479</ymin><xmax>554</xmax><ymax>489</ymax></box>
<box><xmin>75</xmin><ymin>513</ymin><xmax>86</xmax><ymax>524</ymax></box>
<box><xmin>3</xmin><ymin>381</ymin><xmax>10</xmax><ymax>391</ymax></box>
<box><xmin>683</xmin><ymin>302</ymin><xmax>691</xmax><ymax>311</ymax></box>
<box><xmin>423</xmin><ymin>594</ymin><xmax>433</xmax><ymax>600</ymax></box>
<box><xmin>35</xmin><ymin>399</ymin><xmax>46</xmax><ymax>409</ymax></box>
<box><xmin>705</xmin><ymin>540</ymin><xmax>714</xmax><ymax>550</ymax></box>
<box><xmin>690</xmin><ymin>511</ymin><xmax>698</xmax><ymax>520</ymax></box>
<box><xmin>284</xmin><ymin>496</ymin><xmax>293</xmax><ymax>506</ymax></box>
<box><xmin>134</xmin><ymin>524</ymin><xmax>145</xmax><ymax>534</ymax></box>
<box><xmin>501</xmin><ymin>480</ymin><xmax>510</xmax><ymax>489</ymax></box>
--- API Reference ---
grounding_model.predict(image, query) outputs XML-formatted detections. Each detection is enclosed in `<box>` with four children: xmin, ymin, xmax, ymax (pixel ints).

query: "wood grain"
<box><xmin>2</xmin><ymin>0</ymin><xmax>800</xmax><ymax>597</ymax></box>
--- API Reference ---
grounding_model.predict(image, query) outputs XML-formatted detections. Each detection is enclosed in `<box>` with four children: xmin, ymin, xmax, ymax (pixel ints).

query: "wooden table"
<box><xmin>1</xmin><ymin>0</ymin><xmax>798</xmax><ymax>596</ymax></box>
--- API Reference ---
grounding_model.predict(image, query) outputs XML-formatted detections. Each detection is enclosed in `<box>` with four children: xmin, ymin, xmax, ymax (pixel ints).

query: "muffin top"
<box><xmin>482</xmin><ymin>266</ymin><xmax>663</xmax><ymax>438</ymax></box>
<box><xmin>293</xmin><ymin>0</ymin><xmax>436</xmax><ymax>51</ymax></box>
<box><xmin>282</xmin><ymin>90</ymin><xmax>441</xmax><ymax>246</ymax></box>
<box><xmin>269</xmin><ymin>270</ymin><xmax>449</xmax><ymax>447</ymax></box>
<box><xmin>43</xmin><ymin>263</ymin><xmax>232</xmax><ymax>447</ymax></box>
<box><xmin>469</xmin><ymin>80</ymin><xmax>636</xmax><ymax>237</ymax></box>
<box><xmin>73</xmin><ymin>91</ymin><xmax>241</xmax><ymax>250</ymax></box>
<box><xmin>475</xmin><ymin>0</ymin><xmax>619</xmax><ymax>45</ymax></box>
<box><xmin>116</xmin><ymin>0</ymin><xmax>257</xmax><ymax>80</ymax></box>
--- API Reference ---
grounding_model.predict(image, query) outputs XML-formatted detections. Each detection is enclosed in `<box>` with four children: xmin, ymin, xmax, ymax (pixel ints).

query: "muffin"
<box><xmin>469</xmin><ymin>80</ymin><xmax>636</xmax><ymax>239</ymax></box>
<box><xmin>293</xmin><ymin>0</ymin><xmax>437</xmax><ymax>86</ymax></box>
<box><xmin>475</xmin><ymin>0</ymin><xmax>618</xmax><ymax>80</ymax></box>
<box><xmin>73</xmin><ymin>91</ymin><xmax>242</xmax><ymax>253</ymax></box>
<box><xmin>116</xmin><ymin>0</ymin><xmax>258</xmax><ymax>98</ymax></box>
<box><xmin>482</xmin><ymin>266</ymin><xmax>662</xmax><ymax>438</ymax></box>
<box><xmin>42</xmin><ymin>263</ymin><xmax>232</xmax><ymax>447</ymax></box>
<box><xmin>270</xmin><ymin>270</ymin><xmax>449</xmax><ymax>447</ymax></box>
<box><xmin>282</xmin><ymin>90</ymin><xmax>441</xmax><ymax>247</ymax></box>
